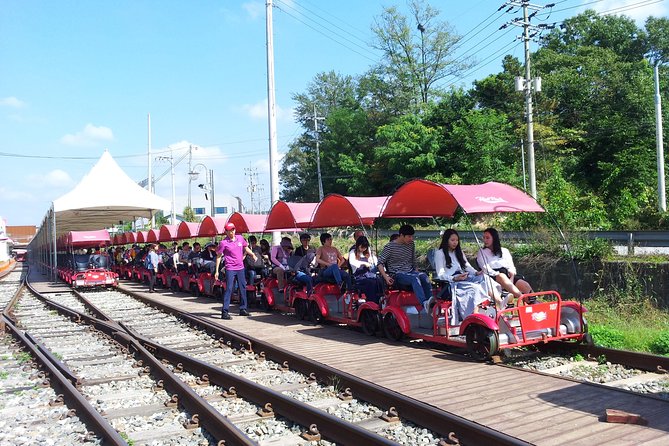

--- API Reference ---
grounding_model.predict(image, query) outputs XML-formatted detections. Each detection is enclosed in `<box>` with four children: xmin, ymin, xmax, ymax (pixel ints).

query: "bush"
<box><xmin>589</xmin><ymin>325</ymin><xmax>625</xmax><ymax>349</ymax></box>
<box><xmin>649</xmin><ymin>331</ymin><xmax>669</xmax><ymax>356</ymax></box>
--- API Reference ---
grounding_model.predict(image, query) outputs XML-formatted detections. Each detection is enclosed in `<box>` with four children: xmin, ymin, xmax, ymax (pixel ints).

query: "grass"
<box><xmin>585</xmin><ymin>292</ymin><xmax>669</xmax><ymax>354</ymax></box>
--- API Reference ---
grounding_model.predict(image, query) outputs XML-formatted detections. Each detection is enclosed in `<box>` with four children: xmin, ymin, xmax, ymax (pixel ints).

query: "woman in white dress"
<box><xmin>434</xmin><ymin>229</ymin><xmax>491</xmax><ymax>323</ymax></box>
<box><xmin>476</xmin><ymin>227</ymin><xmax>532</xmax><ymax>307</ymax></box>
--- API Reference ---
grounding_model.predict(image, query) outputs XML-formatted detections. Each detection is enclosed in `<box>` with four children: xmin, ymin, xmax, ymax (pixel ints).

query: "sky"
<box><xmin>0</xmin><ymin>0</ymin><xmax>666</xmax><ymax>227</ymax></box>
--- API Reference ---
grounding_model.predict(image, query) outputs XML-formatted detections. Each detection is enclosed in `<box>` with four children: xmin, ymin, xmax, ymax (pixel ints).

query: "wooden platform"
<box><xmin>29</xmin><ymin>271</ymin><xmax>669</xmax><ymax>445</ymax></box>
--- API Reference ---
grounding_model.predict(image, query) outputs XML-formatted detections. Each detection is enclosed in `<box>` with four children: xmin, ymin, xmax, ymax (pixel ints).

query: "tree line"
<box><xmin>279</xmin><ymin>1</ymin><xmax>669</xmax><ymax>231</ymax></box>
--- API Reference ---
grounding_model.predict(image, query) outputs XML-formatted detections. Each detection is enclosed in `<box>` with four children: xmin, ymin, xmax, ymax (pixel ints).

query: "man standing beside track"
<box><xmin>146</xmin><ymin>244</ymin><xmax>160</xmax><ymax>293</ymax></box>
<box><xmin>215</xmin><ymin>223</ymin><xmax>257</xmax><ymax>319</ymax></box>
<box><xmin>377</xmin><ymin>224</ymin><xmax>433</xmax><ymax>312</ymax></box>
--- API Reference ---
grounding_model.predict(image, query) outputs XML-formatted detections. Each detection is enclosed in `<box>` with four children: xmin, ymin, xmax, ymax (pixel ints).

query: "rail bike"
<box><xmin>260</xmin><ymin>180</ymin><xmax>588</xmax><ymax>360</ymax></box>
<box><xmin>57</xmin><ymin>230</ymin><xmax>118</xmax><ymax>289</ymax></box>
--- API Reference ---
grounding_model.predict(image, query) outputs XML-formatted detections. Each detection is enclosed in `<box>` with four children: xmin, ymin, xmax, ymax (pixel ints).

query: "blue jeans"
<box><xmin>322</xmin><ymin>264</ymin><xmax>352</xmax><ymax>291</ymax></box>
<box><xmin>395</xmin><ymin>271</ymin><xmax>432</xmax><ymax>304</ymax></box>
<box><xmin>223</xmin><ymin>269</ymin><xmax>247</xmax><ymax>312</ymax></box>
<box><xmin>294</xmin><ymin>271</ymin><xmax>313</xmax><ymax>293</ymax></box>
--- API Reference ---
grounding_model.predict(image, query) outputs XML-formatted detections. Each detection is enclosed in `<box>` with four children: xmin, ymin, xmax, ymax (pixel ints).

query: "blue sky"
<box><xmin>0</xmin><ymin>0</ymin><xmax>665</xmax><ymax>226</ymax></box>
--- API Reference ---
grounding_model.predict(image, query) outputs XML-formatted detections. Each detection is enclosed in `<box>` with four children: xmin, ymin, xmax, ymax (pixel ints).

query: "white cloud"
<box><xmin>0</xmin><ymin>186</ymin><xmax>33</xmax><ymax>201</ymax></box>
<box><xmin>0</xmin><ymin>96</ymin><xmax>26</xmax><ymax>108</ymax></box>
<box><xmin>44</xmin><ymin>169</ymin><xmax>74</xmax><ymax>187</ymax></box>
<box><xmin>61</xmin><ymin>124</ymin><xmax>114</xmax><ymax>147</ymax></box>
<box><xmin>242</xmin><ymin>1</ymin><xmax>263</xmax><ymax>20</ymax></box>
<box><xmin>26</xmin><ymin>169</ymin><xmax>73</xmax><ymax>189</ymax></box>
<box><xmin>241</xmin><ymin>99</ymin><xmax>294</xmax><ymax>122</ymax></box>
<box><xmin>588</xmin><ymin>1</ymin><xmax>667</xmax><ymax>22</ymax></box>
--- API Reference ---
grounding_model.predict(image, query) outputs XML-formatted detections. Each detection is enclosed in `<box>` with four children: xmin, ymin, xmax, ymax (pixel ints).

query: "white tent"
<box><xmin>30</xmin><ymin>151</ymin><xmax>170</xmax><ymax>276</ymax></box>
<box><xmin>52</xmin><ymin>150</ymin><xmax>170</xmax><ymax>234</ymax></box>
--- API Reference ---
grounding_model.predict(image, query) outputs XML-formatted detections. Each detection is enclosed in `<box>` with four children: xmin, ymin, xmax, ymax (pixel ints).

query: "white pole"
<box><xmin>170</xmin><ymin>150</ymin><xmax>176</xmax><ymax>224</ymax></box>
<box><xmin>522</xmin><ymin>2</ymin><xmax>537</xmax><ymax>199</ymax></box>
<box><xmin>314</xmin><ymin>105</ymin><xmax>324</xmax><ymax>200</ymax></box>
<box><xmin>266</xmin><ymin>0</ymin><xmax>280</xmax><ymax>245</ymax></box>
<box><xmin>148</xmin><ymin>113</ymin><xmax>155</xmax><ymax>227</ymax></box>
<box><xmin>655</xmin><ymin>63</ymin><xmax>666</xmax><ymax>212</ymax></box>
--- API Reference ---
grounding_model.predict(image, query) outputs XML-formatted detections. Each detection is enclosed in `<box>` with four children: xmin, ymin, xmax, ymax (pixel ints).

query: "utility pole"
<box><xmin>266</xmin><ymin>0</ymin><xmax>280</xmax><ymax>245</ymax></box>
<box><xmin>654</xmin><ymin>62</ymin><xmax>666</xmax><ymax>212</ymax></box>
<box><xmin>313</xmin><ymin>105</ymin><xmax>325</xmax><ymax>200</ymax></box>
<box><xmin>245</xmin><ymin>164</ymin><xmax>263</xmax><ymax>213</ymax></box>
<box><xmin>147</xmin><ymin>113</ymin><xmax>155</xmax><ymax>228</ymax></box>
<box><xmin>506</xmin><ymin>1</ymin><xmax>549</xmax><ymax>199</ymax></box>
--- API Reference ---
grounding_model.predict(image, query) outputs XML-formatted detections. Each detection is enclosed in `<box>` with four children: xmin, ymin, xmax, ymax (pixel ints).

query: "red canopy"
<box><xmin>68</xmin><ymin>229</ymin><xmax>111</xmax><ymax>248</ymax></box>
<box><xmin>158</xmin><ymin>224</ymin><xmax>179</xmax><ymax>242</ymax></box>
<box><xmin>310</xmin><ymin>195</ymin><xmax>389</xmax><ymax>228</ymax></box>
<box><xmin>177</xmin><ymin>221</ymin><xmax>200</xmax><ymax>239</ymax></box>
<box><xmin>146</xmin><ymin>229</ymin><xmax>160</xmax><ymax>242</ymax></box>
<box><xmin>198</xmin><ymin>216</ymin><xmax>228</xmax><ymax>237</ymax></box>
<box><xmin>227</xmin><ymin>213</ymin><xmax>267</xmax><ymax>233</ymax></box>
<box><xmin>121</xmin><ymin>232</ymin><xmax>138</xmax><ymax>245</ymax></box>
<box><xmin>112</xmin><ymin>234</ymin><xmax>122</xmax><ymax>245</ymax></box>
<box><xmin>382</xmin><ymin>180</ymin><xmax>544</xmax><ymax>218</ymax></box>
<box><xmin>264</xmin><ymin>201</ymin><xmax>316</xmax><ymax>231</ymax></box>
<box><xmin>136</xmin><ymin>231</ymin><xmax>149</xmax><ymax>243</ymax></box>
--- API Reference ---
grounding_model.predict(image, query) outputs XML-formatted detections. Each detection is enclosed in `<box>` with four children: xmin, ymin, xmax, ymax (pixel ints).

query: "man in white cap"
<box><xmin>215</xmin><ymin>222</ymin><xmax>257</xmax><ymax>319</ymax></box>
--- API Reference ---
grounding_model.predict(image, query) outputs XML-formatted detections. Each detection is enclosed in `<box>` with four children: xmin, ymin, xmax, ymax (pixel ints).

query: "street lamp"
<box><xmin>156</xmin><ymin>150</ymin><xmax>176</xmax><ymax>224</ymax></box>
<box><xmin>190</xmin><ymin>164</ymin><xmax>215</xmax><ymax>217</ymax></box>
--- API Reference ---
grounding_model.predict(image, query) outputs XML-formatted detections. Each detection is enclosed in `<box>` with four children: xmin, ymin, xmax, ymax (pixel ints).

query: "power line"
<box><xmin>273</xmin><ymin>0</ymin><xmax>380</xmax><ymax>63</ymax></box>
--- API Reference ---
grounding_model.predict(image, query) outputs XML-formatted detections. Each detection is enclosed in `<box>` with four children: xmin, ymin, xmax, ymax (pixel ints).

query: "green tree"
<box><xmin>371</xmin><ymin>0</ymin><xmax>468</xmax><ymax>106</ymax></box>
<box><xmin>373</xmin><ymin>114</ymin><xmax>443</xmax><ymax>191</ymax></box>
<box><xmin>182</xmin><ymin>206</ymin><xmax>197</xmax><ymax>222</ymax></box>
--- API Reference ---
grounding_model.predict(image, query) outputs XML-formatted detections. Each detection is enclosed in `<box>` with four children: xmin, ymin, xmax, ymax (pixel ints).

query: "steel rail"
<box><xmin>2</xmin><ymin>315</ymin><xmax>128</xmax><ymax>445</ymax></box>
<box><xmin>541</xmin><ymin>341</ymin><xmax>669</xmax><ymax>374</ymax></box>
<box><xmin>114</xmin><ymin>287</ymin><xmax>253</xmax><ymax>351</ymax></box>
<box><xmin>123</xmin><ymin>290</ymin><xmax>530</xmax><ymax>446</ymax></box>
<box><xmin>23</xmin><ymin>281</ymin><xmax>258</xmax><ymax>446</ymax></box>
<box><xmin>123</xmin><ymin>323</ymin><xmax>401</xmax><ymax>446</ymax></box>
<box><xmin>113</xmin><ymin>330</ymin><xmax>257</xmax><ymax>446</ymax></box>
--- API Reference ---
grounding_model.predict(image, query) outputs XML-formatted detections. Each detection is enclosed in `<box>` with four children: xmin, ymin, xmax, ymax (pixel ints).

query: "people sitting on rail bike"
<box><xmin>270</xmin><ymin>237</ymin><xmax>295</xmax><ymax>294</ymax></box>
<box><xmin>174</xmin><ymin>242</ymin><xmax>192</xmax><ymax>272</ymax></box>
<box><xmin>377</xmin><ymin>224</ymin><xmax>433</xmax><ymax>313</ymax></box>
<box><xmin>245</xmin><ymin>235</ymin><xmax>266</xmax><ymax>286</ymax></box>
<box><xmin>294</xmin><ymin>232</ymin><xmax>313</xmax><ymax>257</ymax></box>
<box><xmin>348</xmin><ymin>235</ymin><xmax>383</xmax><ymax>304</ymax></box>
<box><xmin>348</xmin><ymin>229</ymin><xmax>364</xmax><ymax>253</ymax></box>
<box><xmin>315</xmin><ymin>232</ymin><xmax>352</xmax><ymax>295</ymax></box>
<box><xmin>476</xmin><ymin>227</ymin><xmax>533</xmax><ymax>308</ymax></box>
<box><xmin>288</xmin><ymin>239</ymin><xmax>316</xmax><ymax>295</ymax></box>
<box><xmin>434</xmin><ymin>229</ymin><xmax>492</xmax><ymax>324</ymax></box>
<box><xmin>199</xmin><ymin>242</ymin><xmax>218</xmax><ymax>275</ymax></box>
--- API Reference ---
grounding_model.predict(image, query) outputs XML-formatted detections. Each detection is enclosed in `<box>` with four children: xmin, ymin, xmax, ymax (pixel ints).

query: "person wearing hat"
<box><xmin>215</xmin><ymin>222</ymin><xmax>257</xmax><ymax>319</ymax></box>
<box><xmin>200</xmin><ymin>242</ymin><xmax>217</xmax><ymax>274</ymax></box>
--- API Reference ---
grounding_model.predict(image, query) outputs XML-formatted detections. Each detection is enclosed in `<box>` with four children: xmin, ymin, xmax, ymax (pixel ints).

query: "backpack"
<box><xmin>144</xmin><ymin>254</ymin><xmax>152</xmax><ymax>269</ymax></box>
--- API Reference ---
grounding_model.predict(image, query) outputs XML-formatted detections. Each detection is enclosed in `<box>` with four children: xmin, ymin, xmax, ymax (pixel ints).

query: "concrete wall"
<box><xmin>516</xmin><ymin>258</ymin><xmax>669</xmax><ymax>309</ymax></box>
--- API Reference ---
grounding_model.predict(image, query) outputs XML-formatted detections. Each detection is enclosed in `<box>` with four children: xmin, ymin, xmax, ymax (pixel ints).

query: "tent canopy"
<box><xmin>159</xmin><ymin>224</ymin><xmax>179</xmax><ymax>241</ymax></box>
<box><xmin>67</xmin><ymin>229</ymin><xmax>111</xmax><ymax>248</ymax></box>
<box><xmin>177</xmin><ymin>221</ymin><xmax>200</xmax><ymax>239</ymax></box>
<box><xmin>52</xmin><ymin>151</ymin><xmax>170</xmax><ymax>234</ymax></box>
<box><xmin>136</xmin><ymin>231</ymin><xmax>150</xmax><ymax>243</ymax></box>
<box><xmin>146</xmin><ymin>229</ymin><xmax>161</xmax><ymax>243</ymax></box>
<box><xmin>265</xmin><ymin>202</ymin><xmax>316</xmax><ymax>231</ymax></box>
<box><xmin>227</xmin><ymin>213</ymin><xmax>267</xmax><ymax>233</ymax></box>
<box><xmin>310</xmin><ymin>195</ymin><xmax>389</xmax><ymax>228</ymax></box>
<box><xmin>382</xmin><ymin>180</ymin><xmax>544</xmax><ymax>218</ymax></box>
<box><xmin>198</xmin><ymin>216</ymin><xmax>228</xmax><ymax>237</ymax></box>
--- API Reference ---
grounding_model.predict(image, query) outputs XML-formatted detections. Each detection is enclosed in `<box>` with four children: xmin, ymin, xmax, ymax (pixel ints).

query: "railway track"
<box><xmin>16</xmin><ymin>267</ymin><xmax>669</xmax><ymax>444</ymax></box>
<box><xmin>70</xmin><ymin>286</ymin><xmax>523</xmax><ymax>445</ymax></box>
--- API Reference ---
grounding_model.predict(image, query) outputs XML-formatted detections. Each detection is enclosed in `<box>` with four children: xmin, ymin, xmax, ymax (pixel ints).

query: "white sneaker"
<box><xmin>423</xmin><ymin>296</ymin><xmax>434</xmax><ymax>314</ymax></box>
